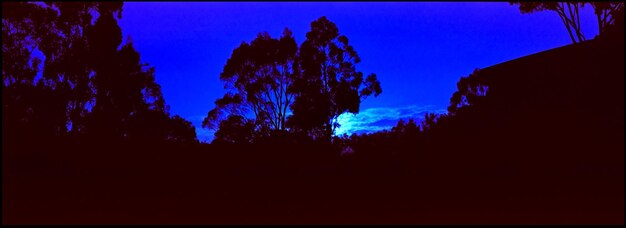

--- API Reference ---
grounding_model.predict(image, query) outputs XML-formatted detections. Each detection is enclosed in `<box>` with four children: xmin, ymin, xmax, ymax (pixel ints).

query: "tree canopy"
<box><xmin>288</xmin><ymin>16</ymin><xmax>382</xmax><ymax>142</ymax></box>
<box><xmin>2</xmin><ymin>2</ymin><xmax>197</xmax><ymax>144</ymax></box>
<box><xmin>204</xmin><ymin>16</ymin><xmax>382</xmax><ymax>143</ymax></box>
<box><xmin>202</xmin><ymin>29</ymin><xmax>298</xmax><ymax>143</ymax></box>
<box><xmin>510</xmin><ymin>2</ymin><xmax>624</xmax><ymax>43</ymax></box>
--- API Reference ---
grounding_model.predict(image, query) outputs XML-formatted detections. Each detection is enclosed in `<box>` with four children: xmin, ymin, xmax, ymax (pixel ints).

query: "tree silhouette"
<box><xmin>391</xmin><ymin>119</ymin><xmax>419</xmax><ymax>136</ymax></box>
<box><xmin>447</xmin><ymin>69</ymin><xmax>488</xmax><ymax>115</ymax></box>
<box><xmin>511</xmin><ymin>2</ymin><xmax>586</xmax><ymax>43</ymax></box>
<box><xmin>212</xmin><ymin>115</ymin><xmax>256</xmax><ymax>144</ymax></box>
<box><xmin>2</xmin><ymin>2</ymin><xmax>196</xmax><ymax>144</ymax></box>
<box><xmin>203</xmin><ymin>29</ymin><xmax>298</xmax><ymax>142</ymax></box>
<box><xmin>420</xmin><ymin>113</ymin><xmax>442</xmax><ymax>133</ymax></box>
<box><xmin>166</xmin><ymin>115</ymin><xmax>198</xmax><ymax>143</ymax></box>
<box><xmin>510</xmin><ymin>2</ymin><xmax>625</xmax><ymax>43</ymax></box>
<box><xmin>82</xmin><ymin>5</ymin><xmax>192</xmax><ymax>142</ymax></box>
<box><xmin>126</xmin><ymin>110</ymin><xmax>197</xmax><ymax>143</ymax></box>
<box><xmin>288</xmin><ymin>16</ymin><xmax>382</xmax><ymax>142</ymax></box>
<box><xmin>590</xmin><ymin>2</ymin><xmax>624</xmax><ymax>35</ymax></box>
<box><xmin>2</xmin><ymin>2</ymin><xmax>76</xmax><ymax>140</ymax></box>
<box><xmin>82</xmin><ymin>3</ymin><xmax>126</xmax><ymax>139</ymax></box>
<box><xmin>203</xmin><ymin>17</ymin><xmax>382</xmax><ymax>143</ymax></box>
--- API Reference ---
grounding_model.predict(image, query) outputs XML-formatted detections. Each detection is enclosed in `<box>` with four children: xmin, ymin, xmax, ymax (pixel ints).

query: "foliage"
<box><xmin>212</xmin><ymin>115</ymin><xmax>256</xmax><ymax>144</ymax></box>
<box><xmin>511</xmin><ymin>2</ymin><xmax>587</xmax><ymax>43</ymax></box>
<box><xmin>510</xmin><ymin>2</ymin><xmax>625</xmax><ymax>43</ymax></box>
<box><xmin>590</xmin><ymin>2</ymin><xmax>624</xmax><ymax>35</ymax></box>
<box><xmin>447</xmin><ymin>69</ymin><xmax>488</xmax><ymax>115</ymax></box>
<box><xmin>203</xmin><ymin>29</ymin><xmax>298</xmax><ymax>143</ymax></box>
<box><xmin>205</xmin><ymin>16</ymin><xmax>381</xmax><ymax>143</ymax></box>
<box><xmin>2</xmin><ymin>2</ymin><xmax>197</xmax><ymax>144</ymax></box>
<box><xmin>288</xmin><ymin>16</ymin><xmax>382</xmax><ymax>142</ymax></box>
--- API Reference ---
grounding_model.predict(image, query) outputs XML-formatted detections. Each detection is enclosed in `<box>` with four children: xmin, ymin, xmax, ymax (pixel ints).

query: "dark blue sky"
<box><xmin>118</xmin><ymin>2</ymin><xmax>598</xmax><ymax>142</ymax></box>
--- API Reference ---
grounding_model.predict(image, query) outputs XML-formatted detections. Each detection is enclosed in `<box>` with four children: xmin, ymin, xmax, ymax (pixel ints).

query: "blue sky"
<box><xmin>118</xmin><ymin>2</ymin><xmax>598</xmax><ymax>143</ymax></box>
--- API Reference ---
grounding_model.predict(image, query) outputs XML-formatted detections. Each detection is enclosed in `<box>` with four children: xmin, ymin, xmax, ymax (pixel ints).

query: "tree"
<box><xmin>79</xmin><ymin>3</ymin><xmax>192</xmax><ymax>142</ymax></box>
<box><xmin>203</xmin><ymin>29</ymin><xmax>298</xmax><ymax>142</ymax></box>
<box><xmin>392</xmin><ymin>118</ymin><xmax>419</xmax><ymax>135</ymax></box>
<box><xmin>3</xmin><ymin>2</ymin><xmax>197</xmax><ymax>143</ymax></box>
<box><xmin>2</xmin><ymin>2</ymin><xmax>91</xmax><ymax>140</ymax></box>
<box><xmin>601</xmin><ymin>2</ymin><xmax>624</xmax><ymax>42</ymax></box>
<box><xmin>288</xmin><ymin>16</ymin><xmax>382</xmax><ymax>142</ymax></box>
<box><xmin>2</xmin><ymin>3</ymin><xmax>44</xmax><ymax>137</ymax></box>
<box><xmin>82</xmin><ymin>3</ymin><xmax>125</xmax><ymax>139</ymax></box>
<box><xmin>2</xmin><ymin>2</ymin><xmax>125</xmax><ymax>140</ymax></box>
<box><xmin>42</xmin><ymin>2</ymin><xmax>105</xmax><ymax>135</ymax></box>
<box><xmin>448</xmin><ymin>69</ymin><xmax>488</xmax><ymax>115</ymax></box>
<box><xmin>510</xmin><ymin>2</ymin><xmax>586</xmax><ymax>43</ymax></box>
<box><xmin>421</xmin><ymin>113</ymin><xmax>440</xmax><ymax>132</ymax></box>
<box><xmin>126</xmin><ymin>110</ymin><xmax>197</xmax><ymax>144</ymax></box>
<box><xmin>389</xmin><ymin>118</ymin><xmax>420</xmax><ymax>145</ymax></box>
<box><xmin>590</xmin><ymin>2</ymin><xmax>624</xmax><ymax>35</ymax></box>
<box><xmin>212</xmin><ymin>115</ymin><xmax>256</xmax><ymax>144</ymax></box>
<box><xmin>166</xmin><ymin>115</ymin><xmax>198</xmax><ymax>143</ymax></box>
<box><xmin>511</xmin><ymin>2</ymin><xmax>625</xmax><ymax>43</ymax></box>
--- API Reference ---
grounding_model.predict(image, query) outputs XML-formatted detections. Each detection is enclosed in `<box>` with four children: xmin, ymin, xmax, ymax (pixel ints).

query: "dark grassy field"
<box><xmin>3</xmin><ymin>139</ymin><xmax>623</xmax><ymax>224</ymax></box>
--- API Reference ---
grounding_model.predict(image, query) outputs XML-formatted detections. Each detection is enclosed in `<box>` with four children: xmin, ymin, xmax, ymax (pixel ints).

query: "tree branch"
<box><xmin>556</xmin><ymin>4</ymin><xmax>577</xmax><ymax>43</ymax></box>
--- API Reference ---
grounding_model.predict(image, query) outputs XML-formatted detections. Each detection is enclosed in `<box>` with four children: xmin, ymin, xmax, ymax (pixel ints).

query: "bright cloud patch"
<box><xmin>335</xmin><ymin>105</ymin><xmax>447</xmax><ymax>136</ymax></box>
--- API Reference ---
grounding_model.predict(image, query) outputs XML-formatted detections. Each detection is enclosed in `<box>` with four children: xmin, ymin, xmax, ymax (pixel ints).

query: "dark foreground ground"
<box><xmin>3</xmin><ymin>140</ymin><xmax>623</xmax><ymax>225</ymax></box>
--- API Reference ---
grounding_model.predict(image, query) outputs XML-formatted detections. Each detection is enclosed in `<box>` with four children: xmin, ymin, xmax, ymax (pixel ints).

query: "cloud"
<box><xmin>335</xmin><ymin>105</ymin><xmax>447</xmax><ymax>136</ymax></box>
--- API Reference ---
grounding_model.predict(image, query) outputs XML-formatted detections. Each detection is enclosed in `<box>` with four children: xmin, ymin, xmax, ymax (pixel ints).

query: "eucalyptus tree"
<box><xmin>288</xmin><ymin>16</ymin><xmax>382</xmax><ymax>141</ymax></box>
<box><xmin>203</xmin><ymin>29</ymin><xmax>298</xmax><ymax>142</ymax></box>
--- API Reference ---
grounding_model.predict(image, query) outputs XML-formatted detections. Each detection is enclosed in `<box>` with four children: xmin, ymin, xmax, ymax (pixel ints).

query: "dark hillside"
<box><xmin>431</xmin><ymin>34</ymin><xmax>624</xmax><ymax>172</ymax></box>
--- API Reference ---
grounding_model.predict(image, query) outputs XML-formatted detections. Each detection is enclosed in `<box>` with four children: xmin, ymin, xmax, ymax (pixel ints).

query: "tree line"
<box><xmin>3</xmin><ymin>3</ymin><xmax>383</xmax><ymax>146</ymax></box>
<box><xmin>3</xmin><ymin>2</ymin><xmax>623</xmax><ymax>148</ymax></box>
